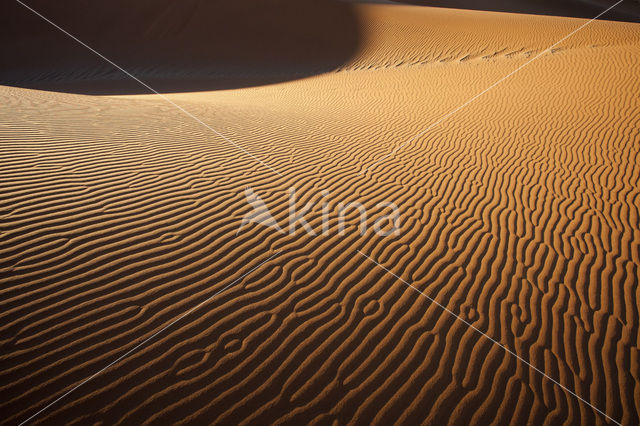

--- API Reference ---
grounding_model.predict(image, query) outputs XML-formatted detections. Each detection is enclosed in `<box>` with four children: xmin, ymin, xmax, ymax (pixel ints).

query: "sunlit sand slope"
<box><xmin>1</xmin><ymin>4</ymin><xmax>640</xmax><ymax>425</ymax></box>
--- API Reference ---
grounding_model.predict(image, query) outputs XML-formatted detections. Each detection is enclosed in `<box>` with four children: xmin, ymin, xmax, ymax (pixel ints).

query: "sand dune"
<box><xmin>0</xmin><ymin>0</ymin><xmax>360</xmax><ymax>94</ymax></box>
<box><xmin>386</xmin><ymin>0</ymin><xmax>640</xmax><ymax>22</ymax></box>
<box><xmin>1</xmin><ymin>2</ymin><xmax>640</xmax><ymax>425</ymax></box>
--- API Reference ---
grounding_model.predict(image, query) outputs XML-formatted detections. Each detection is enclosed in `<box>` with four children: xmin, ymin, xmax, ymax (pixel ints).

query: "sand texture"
<box><xmin>2</xmin><ymin>2</ymin><xmax>640</xmax><ymax>425</ymax></box>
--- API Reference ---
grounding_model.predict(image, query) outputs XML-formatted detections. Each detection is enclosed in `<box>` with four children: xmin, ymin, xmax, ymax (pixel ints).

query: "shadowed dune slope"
<box><xmin>0</xmin><ymin>0</ymin><xmax>360</xmax><ymax>94</ymax></box>
<box><xmin>1</xmin><ymin>3</ymin><xmax>640</xmax><ymax>425</ymax></box>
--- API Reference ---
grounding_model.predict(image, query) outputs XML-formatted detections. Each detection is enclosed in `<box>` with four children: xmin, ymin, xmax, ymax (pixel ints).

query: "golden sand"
<box><xmin>1</xmin><ymin>3</ymin><xmax>639</xmax><ymax>424</ymax></box>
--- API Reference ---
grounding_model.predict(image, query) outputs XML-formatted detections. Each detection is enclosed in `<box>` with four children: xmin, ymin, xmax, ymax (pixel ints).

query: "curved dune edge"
<box><xmin>0</xmin><ymin>0</ymin><xmax>361</xmax><ymax>94</ymax></box>
<box><xmin>1</xmin><ymin>4</ymin><xmax>640</xmax><ymax>425</ymax></box>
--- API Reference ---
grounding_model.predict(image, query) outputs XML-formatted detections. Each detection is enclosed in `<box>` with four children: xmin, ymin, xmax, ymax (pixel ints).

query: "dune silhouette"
<box><xmin>0</xmin><ymin>0</ymin><xmax>361</xmax><ymax>94</ymax></box>
<box><xmin>388</xmin><ymin>0</ymin><xmax>640</xmax><ymax>22</ymax></box>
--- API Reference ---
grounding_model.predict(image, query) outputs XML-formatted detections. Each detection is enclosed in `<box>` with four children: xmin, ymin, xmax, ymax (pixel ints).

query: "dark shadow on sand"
<box><xmin>0</xmin><ymin>0</ymin><xmax>361</xmax><ymax>95</ymax></box>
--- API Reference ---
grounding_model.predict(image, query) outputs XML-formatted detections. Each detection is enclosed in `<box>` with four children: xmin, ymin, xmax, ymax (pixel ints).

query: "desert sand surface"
<box><xmin>2</xmin><ymin>1</ymin><xmax>640</xmax><ymax>425</ymax></box>
<box><xmin>384</xmin><ymin>0</ymin><xmax>640</xmax><ymax>22</ymax></box>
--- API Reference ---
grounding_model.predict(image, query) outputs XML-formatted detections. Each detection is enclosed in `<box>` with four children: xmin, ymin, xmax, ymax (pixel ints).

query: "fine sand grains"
<box><xmin>1</xmin><ymin>4</ymin><xmax>640</xmax><ymax>425</ymax></box>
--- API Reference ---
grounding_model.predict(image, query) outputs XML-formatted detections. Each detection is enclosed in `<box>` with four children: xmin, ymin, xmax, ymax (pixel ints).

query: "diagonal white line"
<box><xmin>15</xmin><ymin>0</ymin><xmax>283</xmax><ymax>177</ymax></box>
<box><xmin>356</xmin><ymin>250</ymin><xmax>621</xmax><ymax>425</ymax></box>
<box><xmin>18</xmin><ymin>251</ymin><xmax>281</xmax><ymax>425</ymax></box>
<box><xmin>359</xmin><ymin>0</ymin><xmax>624</xmax><ymax>175</ymax></box>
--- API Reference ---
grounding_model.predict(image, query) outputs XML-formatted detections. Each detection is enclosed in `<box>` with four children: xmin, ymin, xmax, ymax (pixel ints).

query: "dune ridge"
<box><xmin>1</xmin><ymin>3</ymin><xmax>640</xmax><ymax>425</ymax></box>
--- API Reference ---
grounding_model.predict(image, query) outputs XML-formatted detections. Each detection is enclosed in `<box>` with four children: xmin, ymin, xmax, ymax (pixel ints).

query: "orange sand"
<box><xmin>1</xmin><ymin>2</ymin><xmax>640</xmax><ymax>425</ymax></box>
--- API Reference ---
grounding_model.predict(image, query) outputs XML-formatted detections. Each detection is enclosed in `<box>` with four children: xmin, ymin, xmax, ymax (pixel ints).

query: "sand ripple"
<box><xmin>1</xmin><ymin>4</ymin><xmax>639</xmax><ymax>425</ymax></box>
